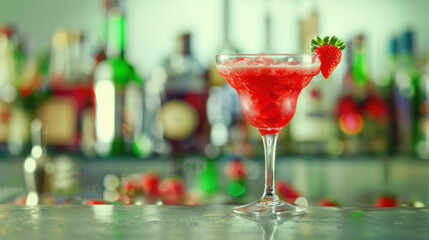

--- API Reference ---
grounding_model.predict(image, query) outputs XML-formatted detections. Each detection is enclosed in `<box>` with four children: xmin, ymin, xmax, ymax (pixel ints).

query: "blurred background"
<box><xmin>0</xmin><ymin>0</ymin><xmax>429</xmax><ymax>207</ymax></box>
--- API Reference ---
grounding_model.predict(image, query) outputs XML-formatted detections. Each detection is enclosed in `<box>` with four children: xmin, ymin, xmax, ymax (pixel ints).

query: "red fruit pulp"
<box><xmin>216</xmin><ymin>55</ymin><xmax>320</xmax><ymax>135</ymax></box>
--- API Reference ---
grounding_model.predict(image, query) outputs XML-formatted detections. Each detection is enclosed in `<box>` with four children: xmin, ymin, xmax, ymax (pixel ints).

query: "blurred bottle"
<box><xmin>394</xmin><ymin>30</ymin><xmax>420</xmax><ymax>156</ymax></box>
<box><xmin>290</xmin><ymin>9</ymin><xmax>336</xmax><ymax>156</ymax></box>
<box><xmin>93</xmin><ymin>6</ymin><xmax>145</xmax><ymax>157</ymax></box>
<box><xmin>335</xmin><ymin>36</ymin><xmax>368</xmax><ymax>155</ymax></box>
<box><xmin>208</xmin><ymin>0</ymin><xmax>240</xmax><ymax>87</ymax></box>
<box><xmin>0</xmin><ymin>25</ymin><xmax>18</xmax><ymax>154</ymax></box>
<box><xmin>8</xmin><ymin>35</ymin><xmax>39</xmax><ymax>156</ymax></box>
<box><xmin>412</xmin><ymin>35</ymin><xmax>429</xmax><ymax>159</ymax></box>
<box><xmin>80</xmin><ymin>43</ymin><xmax>106</xmax><ymax>157</ymax></box>
<box><xmin>152</xmin><ymin>32</ymin><xmax>208</xmax><ymax>155</ymax></box>
<box><xmin>337</xmin><ymin>35</ymin><xmax>390</xmax><ymax>156</ymax></box>
<box><xmin>37</xmin><ymin>29</ymin><xmax>91</xmax><ymax>153</ymax></box>
<box><xmin>23</xmin><ymin>119</ymin><xmax>54</xmax><ymax>205</ymax></box>
<box><xmin>80</xmin><ymin>1</ymin><xmax>110</xmax><ymax>157</ymax></box>
<box><xmin>355</xmin><ymin>37</ymin><xmax>390</xmax><ymax>155</ymax></box>
<box><xmin>377</xmin><ymin>38</ymin><xmax>400</xmax><ymax>155</ymax></box>
<box><xmin>206</xmin><ymin>0</ymin><xmax>248</xmax><ymax>158</ymax></box>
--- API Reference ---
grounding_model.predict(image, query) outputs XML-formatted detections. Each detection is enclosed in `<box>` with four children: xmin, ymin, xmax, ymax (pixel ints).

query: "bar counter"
<box><xmin>1</xmin><ymin>205</ymin><xmax>428</xmax><ymax>240</ymax></box>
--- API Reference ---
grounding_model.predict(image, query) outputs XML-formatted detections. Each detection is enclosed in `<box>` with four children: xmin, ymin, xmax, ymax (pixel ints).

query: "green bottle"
<box><xmin>415</xmin><ymin>59</ymin><xmax>429</xmax><ymax>159</ymax></box>
<box><xmin>378</xmin><ymin>38</ymin><xmax>400</xmax><ymax>156</ymax></box>
<box><xmin>394</xmin><ymin>30</ymin><xmax>420</xmax><ymax>156</ymax></box>
<box><xmin>408</xmin><ymin>30</ymin><xmax>429</xmax><ymax>159</ymax></box>
<box><xmin>94</xmin><ymin>7</ymin><xmax>144</xmax><ymax>157</ymax></box>
<box><xmin>354</xmin><ymin>36</ymin><xmax>389</xmax><ymax>156</ymax></box>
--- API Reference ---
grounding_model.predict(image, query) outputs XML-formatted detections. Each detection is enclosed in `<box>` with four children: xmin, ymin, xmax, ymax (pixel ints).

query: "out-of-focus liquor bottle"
<box><xmin>206</xmin><ymin>0</ymin><xmax>248</xmax><ymax>158</ymax></box>
<box><xmin>290</xmin><ymin>9</ymin><xmax>336</xmax><ymax>156</ymax></box>
<box><xmin>394</xmin><ymin>30</ymin><xmax>420</xmax><ymax>156</ymax></box>
<box><xmin>23</xmin><ymin>119</ymin><xmax>54</xmax><ymax>205</ymax></box>
<box><xmin>335</xmin><ymin>37</ymin><xmax>367</xmax><ymax>155</ymax></box>
<box><xmin>377</xmin><ymin>38</ymin><xmax>400</xmax><ymax>156</ymax></box>
<box><xmin>356</xmin><ymin>37</ymin><xmax>389</xmax><ymax>155</ymax></box>
<box><xmin>81</xmin><ymin>42</ymin><xmax>106</xmax><ymax>157</ymax></box>
<box><xmin>93</xmin><ymin>6</ymin><xmax>144</xmax><ymax>157</ymax></box>
<box><xmin>0</xmin><ymin>25</ymin><xmax>34</xmax><ymax>157</ymax></box>
<box><xmin>410</xmin><ymin>33</ymin><xmax>429</xmax><ymax>159</ymax></box>
<box><xmin>336</xmin><ymin>35</ymin><xmax>390</xmax><ymax>156</ymax></box>
<box><xmin>0</xmin><ymin>25</ymin><xmax>17</xmax><ymax>154</ymax></box>
<box><xmin>8</xmin><ymin>35</ymin><xmax>39</xmax><ymax>156</ymax></box>
<box><xmin>153</xmin><ymin>32</ymin><xmax>208</xmax><ymax>155</ymax></box>
<box><xmin>37</xmin><ymin>29</ymin><xmax>91</xmax><ymax>153</ymax></box>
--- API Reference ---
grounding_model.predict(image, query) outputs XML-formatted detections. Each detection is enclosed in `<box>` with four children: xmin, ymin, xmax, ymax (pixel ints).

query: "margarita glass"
<box><xmin>216</xmin><ymin>54</ymin><xmax>320</xmax><ymax>216</ymax></box>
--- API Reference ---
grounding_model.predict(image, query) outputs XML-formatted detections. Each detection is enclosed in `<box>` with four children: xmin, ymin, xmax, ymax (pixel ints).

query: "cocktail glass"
<box><xmin>216</xmin><ymin>54</ymin><xmax>320</xmax><ymax>216</ymax></box>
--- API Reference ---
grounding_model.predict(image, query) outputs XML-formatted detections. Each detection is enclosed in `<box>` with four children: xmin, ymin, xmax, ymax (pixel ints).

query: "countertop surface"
<box><xmin>0</xmin><ymin>205</ymin><xmax>428</xmax><ymax>240</ymax></box>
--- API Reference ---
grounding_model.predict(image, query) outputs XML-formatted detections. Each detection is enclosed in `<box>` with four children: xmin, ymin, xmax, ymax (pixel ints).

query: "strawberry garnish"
<box><xmin>311</xmin><ymin>36</ymin><xmax>346</xmax><ymax>79</ymax></box>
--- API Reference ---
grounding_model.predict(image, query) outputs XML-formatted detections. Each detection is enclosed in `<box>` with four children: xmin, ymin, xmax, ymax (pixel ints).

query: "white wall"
<box><xmin>1</xmin><ymin>0</ymin><xmax>428</xmax><ymax>79</ymax></box>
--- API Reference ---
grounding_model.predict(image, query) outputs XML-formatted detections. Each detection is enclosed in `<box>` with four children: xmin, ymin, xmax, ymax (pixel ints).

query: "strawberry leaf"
<box><xmin>311</xmin><ymin>39</ymin><xmax>319</xmax><ymax>46</ymax></box>
<box><xmin>323</xmin><ymin>36</ymin><xmax>329</xmax><ymax>43</ymax></box>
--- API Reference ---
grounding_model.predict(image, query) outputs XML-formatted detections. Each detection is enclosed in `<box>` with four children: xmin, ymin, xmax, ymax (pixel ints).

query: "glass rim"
<box><xmin>216</xmin><ymin>53</ymin><xmax>320</xmax><ymax>65</ymax></box>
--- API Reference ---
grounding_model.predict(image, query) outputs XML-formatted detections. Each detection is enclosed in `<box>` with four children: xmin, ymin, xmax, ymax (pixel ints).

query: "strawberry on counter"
<box><xmin>159</xmin><ymin>177</ymin><xmax>185</xmax><ymax>205</ymax></box>
<box><xmin>374</xmin><ymin>194</ymin><xmax>398</xmax><ymax>207</ymax></box>
<box><xmin>319</xmin><ymin>198</ymin><xmax>340</xmax><ymax>207</ymax></box>
<box><xmin>141</xmin><ymin>172</ymin><xmax>160</xmax><ymax>197</ymax></box>
<box><xmin>275</xmin><ymin>180</ymin><xmax>301</xmax><ymax>204</ymax></box>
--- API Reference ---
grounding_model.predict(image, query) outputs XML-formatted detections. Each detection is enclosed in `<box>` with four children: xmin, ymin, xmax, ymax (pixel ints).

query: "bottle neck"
<box><xmin>220</xmin><ymin>0</ymin><xmax>239</xmax><ymax>54</ymax></box>
<box><xmin>178</xmin><ymin>34</ymin><xmax>191</xmax><ymax>56</ymax></box>
<box><xmin>223</xmin><ymin>0</ymin><xmax>230</xmax><ymax>45</ymax></box>
<box><xmin>30</xmin><ymin>119</ymin><xmax>43</xmax><ymax>149</ymax></box>
<box><xmin>49</xmin><ymin>29</ymin><xmax>70</xmax><ymax>85</ymax></box>
<box><xmin>106</xmin><ymin>9</ymin><xmax>126</xmax><ymax>58</ymax></box>
<box><xmin>0</xmin><ymin>34</ymin><xmax>16</xmax><ymax>87</ymax></box>
<box><xmin>352</xmin><ymin>40</ymin><xmax>369</xmax><ymax>87</ymax></box>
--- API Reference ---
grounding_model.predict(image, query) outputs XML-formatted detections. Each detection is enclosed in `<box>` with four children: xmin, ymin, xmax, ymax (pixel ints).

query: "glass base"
<box><xmin>232</xmin><ymin>195</ymin><xmax>306</xmax><ymax>217</ymax></box>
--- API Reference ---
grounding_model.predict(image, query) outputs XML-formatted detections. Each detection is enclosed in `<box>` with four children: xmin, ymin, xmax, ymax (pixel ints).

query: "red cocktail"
<box><xmin>216</xmin><ymin>54</ymin><xmax>320</xmax><ymax>216</ymax></box>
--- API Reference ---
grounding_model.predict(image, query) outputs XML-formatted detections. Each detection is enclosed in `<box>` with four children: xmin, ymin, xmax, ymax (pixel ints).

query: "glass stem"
<box><xmin>261</xmin><ymin>133</ymin><xmax>278</xmax><ymax>200</ymax></box>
